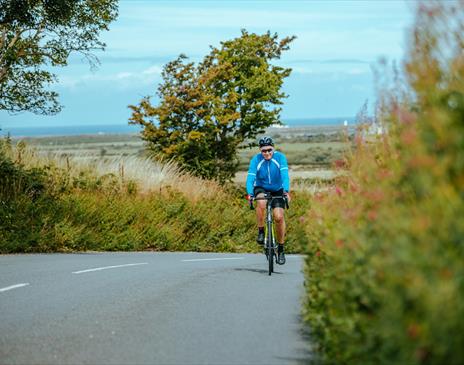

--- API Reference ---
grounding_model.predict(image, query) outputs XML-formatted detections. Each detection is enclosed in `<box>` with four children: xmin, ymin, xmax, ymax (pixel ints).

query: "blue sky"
<box><xmin>0</xmin><ymin>0</ymin><xmax>414</xmax><ymax>128</ymax></box>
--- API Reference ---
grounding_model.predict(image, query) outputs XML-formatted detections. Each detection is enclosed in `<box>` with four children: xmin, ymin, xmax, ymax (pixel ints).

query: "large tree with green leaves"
<box><xmin>0</xmin><ymin>0</ymin><xmax>118</xmax><ymax>115</ymax></box>
<box><xmin>129</xmin><ymin>30</ymin><xmax>295</xmax><ymax>182</ymax></box>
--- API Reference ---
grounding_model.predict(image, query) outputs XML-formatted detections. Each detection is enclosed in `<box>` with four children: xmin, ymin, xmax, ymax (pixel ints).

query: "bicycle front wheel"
<box><xmin>267</xmin><ymin>226</ymin><xmax>274</xmax><ymax>275</ymax></box>
<box><xmin>268</xmin><ymin>246</ymin><xmax>274</xmax><ymax>275</ymax></box>
<box><xmin>266</xmin><ymin>209</ymin><xmax>274</xmax><ymax>276</ymax></box>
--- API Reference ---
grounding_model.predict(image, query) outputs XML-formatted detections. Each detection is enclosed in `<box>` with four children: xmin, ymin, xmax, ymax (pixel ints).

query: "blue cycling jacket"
<box><xmin>246</xmin><ymin>151</ymin><xmax>290</xmax><ymax>195</ymax></box>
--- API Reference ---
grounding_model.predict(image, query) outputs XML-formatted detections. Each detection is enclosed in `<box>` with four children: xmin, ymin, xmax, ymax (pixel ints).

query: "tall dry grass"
<box><xmin>7</xmin><ymin>141</ymin><xmax>223</xmax><ymax>201</ymax></box>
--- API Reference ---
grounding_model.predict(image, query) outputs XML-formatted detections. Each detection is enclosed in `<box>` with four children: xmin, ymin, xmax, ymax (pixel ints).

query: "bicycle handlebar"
<box><xmin>249</xmin><ymin>194</ymin><xmax>289</xmax><ymax>210</ymax></box>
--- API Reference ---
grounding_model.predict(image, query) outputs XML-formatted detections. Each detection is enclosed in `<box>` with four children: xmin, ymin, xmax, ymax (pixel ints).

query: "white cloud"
<box><xmin>55</xmin><ymin>64</ymin><xmax>163</xmax><ymax>91</ymax></box>
<box><xmin>142</xmin><ymin>65</ymin><xmax>163</xmax><ymax>75</ymax></box>
<box><xmin>289</xmin><ymin>61</ymin><xmax>371</xmax><ymax>76</ymax></box>
<box><xmin>116</xmin><ymin>72</ymin><xmax>133</xmax><ymax>79</ymax></box>
<box><xmin>347</xmin><ymin>68</ymin><xmax>368</xmax><ymax>75</ymax></box>
<box><xmin>291</xmin><ymin>67</ymin><xmax>314</xmax><ymax>74</ymax></box>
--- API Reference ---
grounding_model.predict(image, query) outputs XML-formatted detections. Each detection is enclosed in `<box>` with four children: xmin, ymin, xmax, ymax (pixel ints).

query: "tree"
<box><xmin>0</xmin><ymin>0</ymin><xmax>118</xmax><ymax>115</ymax></box>
<box><xmin>129</xmin><ymin>30</ymin><xmax>295</xmax><ymax>182</ymax></box>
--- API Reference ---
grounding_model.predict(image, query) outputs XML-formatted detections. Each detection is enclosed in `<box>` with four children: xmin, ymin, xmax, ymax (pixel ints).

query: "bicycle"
<box><xmin>249</xmin><ymin>193</ymin><xmax>289</xmax><ymax>276</ymax></box>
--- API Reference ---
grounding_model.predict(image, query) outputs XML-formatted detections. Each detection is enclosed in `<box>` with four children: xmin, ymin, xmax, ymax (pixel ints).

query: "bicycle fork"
<box><xmin>264</xmin><ymin>206</ymin><xmax>276</xmax><ymax>260</ymax></box>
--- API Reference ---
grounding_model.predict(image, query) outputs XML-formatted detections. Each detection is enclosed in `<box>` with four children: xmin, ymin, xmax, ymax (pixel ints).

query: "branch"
<box><xmin>6</xmin><ymin>28</ymin><xmax>23</xmax><ymax>52</ymax></box>
<box><xmin>32</xmin><ymin>19</ymin><xmax>45</xmax><ymax>43</ymax></box>
<box><xmin>0</xmin><ymin>26</ymin><xmax>25</xmax><ymax>83</ymax></box>
<box><xmin>0</xmin><ymin>25</ymin><xmax>5</xmax><ymax>49</ymax></box>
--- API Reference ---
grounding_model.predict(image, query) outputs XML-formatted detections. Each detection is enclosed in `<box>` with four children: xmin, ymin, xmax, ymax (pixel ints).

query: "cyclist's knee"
<box><xmin>274</xmin><ymin>209</ymin><xmax>285</xmax><ymax>223</ymax></box>
<box><xmin>256</xmin><ymin>193</ymin><xmax>266</xmax><ymax>208</ymax></box>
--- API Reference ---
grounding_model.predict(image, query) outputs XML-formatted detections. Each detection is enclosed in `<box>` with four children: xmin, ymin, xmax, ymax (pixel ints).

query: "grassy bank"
<box><xmin>0</xmin><ymin>138</ymin><xmax>310</xmax><ymax>254</ymax></box>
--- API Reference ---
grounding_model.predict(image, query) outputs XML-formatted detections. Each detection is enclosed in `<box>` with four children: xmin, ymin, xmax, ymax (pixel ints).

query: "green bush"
<box><xmin>0</xmin><ymin>139</ymin><xmax>62</xmax><ymax>251</ymax></box>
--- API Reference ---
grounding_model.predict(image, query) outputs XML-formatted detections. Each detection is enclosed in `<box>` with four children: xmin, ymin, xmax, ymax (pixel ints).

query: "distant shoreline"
<box><xmin>1</xmin><ymin>117</ymin><xmax>356</xmax><ymax>138</ymax></box>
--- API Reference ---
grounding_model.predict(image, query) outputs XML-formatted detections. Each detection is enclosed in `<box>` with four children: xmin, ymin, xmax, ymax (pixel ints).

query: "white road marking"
<box><xmin>0</xmin><ymin>283</ymin><xmax>30</xmax><ymax>293</ymax></box>
<box><xmin>72</xmin><ymin>263</ymin><xmax>148</xmax><ymax>274</ymax></box>
<box><xmin>182</xmin><ymin>257</ymin><xmax>245</xmax><ymax>262</ymax></box>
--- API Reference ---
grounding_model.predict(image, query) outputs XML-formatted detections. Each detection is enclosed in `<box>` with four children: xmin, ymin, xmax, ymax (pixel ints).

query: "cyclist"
<box><xmin>246</xmin><ymin>136</ymin><xmax>291</xmax><ymax>265</ymax></box>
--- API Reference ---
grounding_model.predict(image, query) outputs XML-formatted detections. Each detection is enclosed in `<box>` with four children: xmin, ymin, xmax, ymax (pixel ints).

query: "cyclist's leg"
<box><xmin>273</xmin><ymin>207</ymin><xmax>286</xmax><ymax>264</ymax></box>
<box><xmin>271</xmin><ymin>189</ymin><xmax>286</xmax><ymax>244</ymax></box>
<box><xmin>271</xmin><ymin>191</ymin><xmax>287</xmax><ymax>264</ymax></box>
<box><xmin>253</xmin><ymin>187</ymin><xmax>266</xmax><ymax>228</ymax></box>
<box><xmin>273</xmin><ymin>207</ymin><xmax>286</xmax><ymax>244</ymax></box>
<box><xmin>254</xmin><ymin>187</ymin><xmax>266</xmax><ymax>244</ymax></box>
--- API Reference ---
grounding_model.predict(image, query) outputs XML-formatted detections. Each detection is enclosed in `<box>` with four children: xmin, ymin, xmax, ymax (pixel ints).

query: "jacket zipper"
<box><xmin>267</xmin><ymin>162</ymin><xmax>271</xmax><ymax>184</ymax></box>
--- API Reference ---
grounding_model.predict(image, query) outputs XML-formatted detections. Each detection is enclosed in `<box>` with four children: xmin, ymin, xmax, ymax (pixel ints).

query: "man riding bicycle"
<box><xmin>246</xmin><ymin>136</ymin><xmax>291</xmax><ymax>265</ymax></box>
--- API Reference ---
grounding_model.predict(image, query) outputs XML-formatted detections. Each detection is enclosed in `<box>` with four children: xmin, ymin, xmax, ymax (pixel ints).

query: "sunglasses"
<box><xmin>261</xmin><ymin>148</ymin><xmax>274</xmax><ymax>154</ymax></box>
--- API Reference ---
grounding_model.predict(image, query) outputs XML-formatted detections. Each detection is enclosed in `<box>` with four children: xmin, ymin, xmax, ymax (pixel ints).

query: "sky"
<box><xmin>0</xmin><ymin>0</ymin><xmax>415</xmax><ymax>128</ymax></box>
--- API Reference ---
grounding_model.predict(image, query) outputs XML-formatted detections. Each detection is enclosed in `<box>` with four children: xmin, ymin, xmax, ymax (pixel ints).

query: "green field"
<box><xmin>17</xmin><ymin>134</ymin><xmax>145</xmax><ymax>158</ymax></box>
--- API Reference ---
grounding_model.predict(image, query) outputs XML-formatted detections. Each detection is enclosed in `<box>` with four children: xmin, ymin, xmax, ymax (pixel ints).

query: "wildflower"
<box><xmin>407</xmin><ymin>323</ymin><xmax>421</xmax><ymax>339</ymax></box>
<box><xmin>367</xmin><ymin>209</ymin><xmax>378</xmax><ymax>221</ymax></box>
<box><xmin>401</xmin><ymin>127</ymin><xmax>417</xmax><ymax>145</ymax></box>
<box><xmin>314</xmin><ymin>193</ymin><xmax>325</xmax><ymax>202</ymax></box>
<box><xmin>377</xmin><ymin>168</ymin><xmax>392</xmax><ymax>180</ymax></box>
<box><xmin>343</xmin><ymin>208</ymin><xmax>360</xmax><ymax>223</ymax></box>
<box><xmin>349</xmin><ymin>181</ymin><xmax>358</xmax><ymax>192</ymax></box>
<box><xmin>364</xmin><ymin>188</ymin><xmax>384</xmax><ymax>202</ymax></box>
<box><xmin>399</xmin><ymin>108</ymin><xmax>417</xmax><ymax>125</ymax></box>
<box><xmin>440</xmin><ymin>268</ymin><xmax>452</xmax><ymax>279</ymax></box>
<box><xmin>334</xmin><ymin>159</ymin><xmax>346</xmax><ymax>169</ymax></box>
<box><xmin>408</xmin><ymin>154</ymin><xmax>435</xmax><ymax>169</ymax></box>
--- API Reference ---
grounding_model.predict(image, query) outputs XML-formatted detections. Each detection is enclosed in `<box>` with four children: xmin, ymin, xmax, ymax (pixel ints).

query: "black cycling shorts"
<box><xmin>253</xmin><ymin>187</ymin><xmax>286</xmax><ymax>209</ymax></box>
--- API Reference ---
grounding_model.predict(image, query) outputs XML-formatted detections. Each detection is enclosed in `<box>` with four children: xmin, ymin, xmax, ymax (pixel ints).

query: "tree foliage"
<box><xmin>0</xmin><ymin>0</ymin><xmax>118</xmax><ymax>115</ymax></box>
<box><xmin>129</xmin><ymin>30</ymin><xmax>295</xmax><ymax>182</ymax></box>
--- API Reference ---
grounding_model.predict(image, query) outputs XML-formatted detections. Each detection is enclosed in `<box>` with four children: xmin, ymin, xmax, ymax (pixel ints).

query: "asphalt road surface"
<box><xmin>0</xmin><ymin>252</ymin><xmax>311</xmax><ymax>365</ymax></box>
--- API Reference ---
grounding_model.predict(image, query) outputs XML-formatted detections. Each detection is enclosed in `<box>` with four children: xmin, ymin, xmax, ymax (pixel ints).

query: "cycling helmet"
<box><xmin>258</xmin><ymin>136</ymin><xmax>274</xmax><ymax>147</ymax></box>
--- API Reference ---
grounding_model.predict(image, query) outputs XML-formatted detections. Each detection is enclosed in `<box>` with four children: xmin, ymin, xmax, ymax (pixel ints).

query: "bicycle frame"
<box><xmin>250</xmin><ymin>193</ymin><xmax>288</xmax><ymax>276</ymax></box>
<box><xmin>264</xmin><ymin>197</ymin><xmax>277</xmax><ymax>275</ymax></box>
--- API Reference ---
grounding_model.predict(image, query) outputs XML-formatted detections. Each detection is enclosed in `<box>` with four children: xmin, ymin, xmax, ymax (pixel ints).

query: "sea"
<box><xmin>0</xmin><ymin>117</ymin><xmax>355</xmax><ymax>138</ymax></box>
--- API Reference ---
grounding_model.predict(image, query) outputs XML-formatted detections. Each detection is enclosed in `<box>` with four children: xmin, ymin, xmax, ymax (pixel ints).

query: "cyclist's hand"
<box><xmin>284</xmin><ymin>192</ymin><xmax>291</xmax><ymax>203</ymax></box>
<box><xmin>246</xmin><ymin>194</ymin><xmax>254</xmax><ymax>209</ymax></box>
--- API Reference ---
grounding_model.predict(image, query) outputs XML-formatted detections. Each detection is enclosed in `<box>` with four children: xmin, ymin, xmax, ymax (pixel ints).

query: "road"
<box><xmin>0</xmin><ymin>252</ymin><xmax>311</xmax><ymax>365</ymax></box>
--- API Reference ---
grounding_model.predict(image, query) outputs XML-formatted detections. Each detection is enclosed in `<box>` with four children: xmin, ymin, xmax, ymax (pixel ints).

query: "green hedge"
<box><xmin>301</xmin><ymin>4</ymin><xmax>464</xmax><ymax>364</ymax></box>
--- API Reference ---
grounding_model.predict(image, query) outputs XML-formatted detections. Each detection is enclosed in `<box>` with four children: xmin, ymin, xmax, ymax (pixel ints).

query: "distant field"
<box><xmin>13</xmin><ymin>125</ymin><xmax>352</xmax><ymax>185</ymax></box>
<box><xmin>17</xmin><ymin>133</ymin><xmax>145</xmax><ymax>158</ymax></box>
